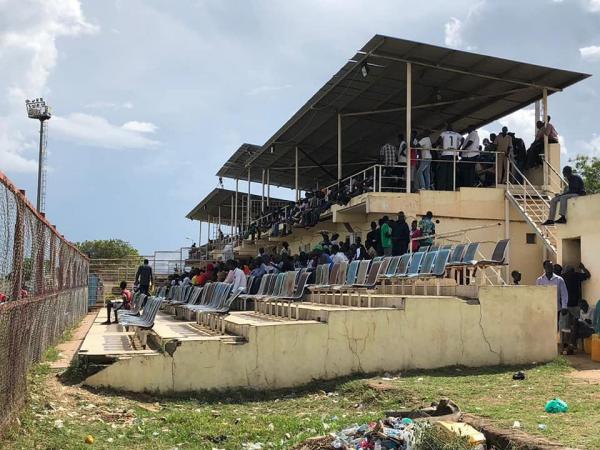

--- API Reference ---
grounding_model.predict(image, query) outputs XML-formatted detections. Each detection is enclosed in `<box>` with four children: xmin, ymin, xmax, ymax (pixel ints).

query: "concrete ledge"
<box><xmin>83</xmin><ymin>286</ymin><xmax>556</xmax><ymax>393</ymax></box>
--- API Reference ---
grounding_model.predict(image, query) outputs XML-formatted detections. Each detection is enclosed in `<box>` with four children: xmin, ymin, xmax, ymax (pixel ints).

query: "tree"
<box><xmin>571</xmin><ymin>155</ymin><xmax>600</xmax><ymax>195</ymax></box>
<box><xmin>75</xmin><ymin>239</ymin><xmax>139</xmax><ymax>259</ymax></box>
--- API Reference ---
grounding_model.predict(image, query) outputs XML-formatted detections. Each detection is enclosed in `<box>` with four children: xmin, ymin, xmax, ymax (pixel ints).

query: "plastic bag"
<box><xmin>545</xmin><ymin>398</ymin><xmax>568</xmax><ymax>413</ymax></box>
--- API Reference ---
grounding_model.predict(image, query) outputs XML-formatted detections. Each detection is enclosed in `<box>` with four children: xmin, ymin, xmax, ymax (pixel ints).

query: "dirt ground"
<box><xmin>566</xmin><ymin>354</ymin><xmax>600</xmax><ymax>383</ymax></box>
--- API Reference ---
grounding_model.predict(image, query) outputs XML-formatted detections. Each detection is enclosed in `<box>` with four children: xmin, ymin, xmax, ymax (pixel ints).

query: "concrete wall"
<box><xmin>85</xmin><ymin>285</ymin><xmax>556</xmax><ymax>393</ymax></box>
<box><xmin>557</xmin><ymin>193</ymin><xmax>600</xmax><ymax>304</ymax></box>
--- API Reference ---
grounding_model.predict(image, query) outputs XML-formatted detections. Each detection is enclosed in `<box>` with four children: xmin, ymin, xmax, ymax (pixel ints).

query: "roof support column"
<box><xmin>247</xmin><ymin>168</ymin><xmax>251</xmax><ymax>228</ymax></box>
<box><xmin>207</xmin><ymin>215</ymin><xmax>211</xmax><ymax>259</ymax></box>
<box><xmin>405</xmin><ymin>62</ymin><xmax>412</xmax><ymax>194</ymax></box>
<box><xmin>266</xmin><ymin>169</ymin><xmax>270</xmax><ymax>207</ymax></box>
<box><xmin>295</xmin><ymin>146</ymin><xmax>299</xmax><ymax>201</ymax></box>
<box><xmin>230</xmin><ymin>195</ymin><xmax>234</xmax><ymax>237</ymax></box>
<box><xmin>218</xmin><ymin>206</ymin><xmax>221</xmax><ymax>237</ymax></box>
<box><xmin>234</xmin><ymin>178</ymin><xmax>239</xmax><ymax>238</ymax></box>
<box><xmin>337</xmin><ymin>113</ymin><xmax>342</xmax><ymax>182</ymax></box>
<box><xmin>198</xmin><ymin>221</ymin><xmax>202</xmax><ymax>249</ymax></box>
<box><xmin>261</xmin><ymin>169</ymin><xmax>266</xmax><ymax>213</ymax></box>
<box><xmin>534</xmin><ymin>100</ymin><xmax>541</xmax><ymax>137</ymax></box>
<box><xmin>542</xmin><ymin>88</ymin><xmax>549</xmax><ymax>189</ymax></box>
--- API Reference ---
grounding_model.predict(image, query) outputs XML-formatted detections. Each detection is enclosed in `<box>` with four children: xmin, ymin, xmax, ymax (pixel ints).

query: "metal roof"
<box><xmin>239</xmin><ymin>34</ymin><xmax>590</xmax><ymax>190</ymax></box>
<box><xmin>216</xmin><ymin>143</ymin><xmax>261</xmax><ymax>179</ymax></box>
<box><xmin>186</xmin><ymin>188</ymin><xmax>293</xmax><ymax>222</ymax></box>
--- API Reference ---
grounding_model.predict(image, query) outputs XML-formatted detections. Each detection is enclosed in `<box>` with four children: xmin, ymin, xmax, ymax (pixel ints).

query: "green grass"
<box><xmin>2</xmin><ymin>358</ymin><xmax>600</xmax><ymax>449</ymax></box>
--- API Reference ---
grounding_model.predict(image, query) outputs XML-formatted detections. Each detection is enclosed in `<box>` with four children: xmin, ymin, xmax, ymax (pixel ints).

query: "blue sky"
<box><xmin>2</xmin><ymin>0</ymin><xmax>600</xmax><ymax>254</ymax></box>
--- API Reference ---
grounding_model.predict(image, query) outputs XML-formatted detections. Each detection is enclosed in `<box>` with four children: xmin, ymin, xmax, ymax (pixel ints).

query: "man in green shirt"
<box><xmin>380</xmin><ymin>216</ymin><xmax>393</xmax><ymax>256</ymax></box>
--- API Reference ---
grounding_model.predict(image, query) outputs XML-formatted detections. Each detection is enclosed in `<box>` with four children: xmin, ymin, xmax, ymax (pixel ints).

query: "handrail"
<box><xmin>541</xmin><ymin>156</ymin><xmax>567</xmax><ymax>191</ymax></box>
<box><xmin>505</xmin><ymin>158</ymin><xmax>557</xmax><ymax>253</ymax></box>
<box><xmin>409</xmin><ymin>222</ymin><xmax>502</xmax><ymax>245</ymax></box>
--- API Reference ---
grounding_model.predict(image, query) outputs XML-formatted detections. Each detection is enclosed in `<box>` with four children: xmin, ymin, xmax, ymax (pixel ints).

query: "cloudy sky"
<box><xmin>2</xmin><ymin>0</ymin><xmax>600</xmax><ymax>254</ymax></box>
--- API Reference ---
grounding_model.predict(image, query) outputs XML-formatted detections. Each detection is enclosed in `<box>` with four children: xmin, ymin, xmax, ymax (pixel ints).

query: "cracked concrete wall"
<box><xmin>85</xmin><ymin>286</ymin><xmax>555</xmax><ymax>393</ymax></box>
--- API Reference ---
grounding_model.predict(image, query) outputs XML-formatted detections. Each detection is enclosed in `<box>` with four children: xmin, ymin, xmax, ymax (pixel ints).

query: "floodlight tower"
<box><xmin>25</xmin><ymin>98</ymin><xmax>52</xmax><ymax>213</ymax></box>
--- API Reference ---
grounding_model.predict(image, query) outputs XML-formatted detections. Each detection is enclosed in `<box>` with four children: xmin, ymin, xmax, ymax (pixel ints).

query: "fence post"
<box><xmin>34</xmin><ymin>222</ymin><xmax>45</xmax><ymax>295</ymax></box>
<box><xmin>11</xmin><ymin>197</ymin><xmax>25</xmax><ymax>301</ymax></box>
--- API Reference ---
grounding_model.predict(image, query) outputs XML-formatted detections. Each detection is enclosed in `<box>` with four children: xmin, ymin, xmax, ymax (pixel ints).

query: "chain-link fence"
<box><xmin>0</xmin><ymin>171</ymin><xmax>89</xmax><ymax>429</ymax></box>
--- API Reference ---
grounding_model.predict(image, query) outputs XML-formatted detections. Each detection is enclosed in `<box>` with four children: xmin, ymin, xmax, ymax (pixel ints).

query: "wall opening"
<box><xmin>561</xmin><ymin>237</ymin><xmax>581</xmax><ymax>267</ymax></box>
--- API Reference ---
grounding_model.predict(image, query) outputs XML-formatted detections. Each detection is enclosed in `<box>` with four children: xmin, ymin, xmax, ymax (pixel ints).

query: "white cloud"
<box><xmin>0</xmin><ymin>0</ymin><xmax>97</xmax><ymax>173</ymax></box>
<box><xmin>443</xmin><ymin>1</ymin><xmax>485</xmax><ymax>50</ymax></box>
<box><xmin>85</xmin><ymin>101</ymin><xmax>134</xmax><ymax>110</ymax></box>
<box><xmin>246</xmin><ymin>84</ymin><xmax>293</xmax><ymax>96</ymax></box>
<box><xmin>122</xmin><ymin>121</ymin><xmax>158</xmax><ymax>133</ymax></box>
<box><xmin>52</xmin><ymin>113</ymin><xmax>159</xmax><ymax>149</ymax></box>
<box><xmin>0</xmin><ymin>122</ymin><xmax>37</xmax><ymax>173</ymax></box>
<box><xmin>585</xmin><ymin>0</ymin><xmax>600</xmax><ymax>11</ymax></box>
<box><xmin>576</xmin><ymin>134</ymin><xmax>600</xmax><ymax>156</ymax></box>
<box><xmin>579</xmin><ymin>45</ymin><xmax>600</xmax><ymax>61</ymax></box>
<box><xmin>444</xmin><ymin>17</ymin><xmax>464</xmax><ymax>48</ymax></box>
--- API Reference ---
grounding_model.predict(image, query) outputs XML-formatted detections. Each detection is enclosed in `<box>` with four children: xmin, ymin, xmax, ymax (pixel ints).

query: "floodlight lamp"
<box><xmin>361</xmin><ymin>63</ymin><xmax>369</xmax><ymax>78</ymax></box>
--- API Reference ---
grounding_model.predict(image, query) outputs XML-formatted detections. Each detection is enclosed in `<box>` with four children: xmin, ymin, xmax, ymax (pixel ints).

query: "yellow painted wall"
<box><xmin>557</xmin><ymin>193</ymin><xmax>600</xmax><ymax>304</ymax></box>
<box><xmin>85</xmin><ymin>285</ymin><xmax>556</xmax><ymax>393</ymax></box>
<box><xmin>283</xmin><ymin>189</ymin><xmax>544</xmax><ymax>285</ymax></box>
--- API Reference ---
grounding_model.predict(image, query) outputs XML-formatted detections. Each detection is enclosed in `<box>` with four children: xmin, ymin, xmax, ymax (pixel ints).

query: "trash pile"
<box><xmin>328</xmin><ymin>399</ymin><xmax>485</xmax><ymax>450</ymax></box>
<box><xmin>331</xmin><ymin>417</ymin><xmax>418</xmax><ymax>449</ymax></box>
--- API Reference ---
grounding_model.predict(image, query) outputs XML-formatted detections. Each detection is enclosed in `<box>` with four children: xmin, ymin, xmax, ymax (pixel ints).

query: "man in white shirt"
<box><xmin>225</xmin><ymin>260</ymin><xmax>248</xmax><ymax>293</ymax></box>
<box><xmin>459</xmin><ymin>128</ymin><xmax>480</xmax><ymax>187</ymax></box>
<box><xmin>435</xmin><ymin>125</ymin><xmax>463</xmax><ymax>190</ymax></box>
<box><xmin>331</xmin><ymin>244</ymin><xmax>349</xmax><ymax>264</ymax></box>
<box><xmin>415</xmin><ymin>134</ymin><xmax>433</xmax><ymax>190</ymax></box>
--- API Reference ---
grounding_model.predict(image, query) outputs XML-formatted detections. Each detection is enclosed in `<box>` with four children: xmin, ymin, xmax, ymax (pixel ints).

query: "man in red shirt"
<box><xmin>102</xmin><ymin>281</ymin><xmax>132</xmax><ymax>325</ymax></box>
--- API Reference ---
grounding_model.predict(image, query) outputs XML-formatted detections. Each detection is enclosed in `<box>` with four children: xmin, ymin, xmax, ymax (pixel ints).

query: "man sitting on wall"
<box><xmin>542</xmin><ymin>165</ymin><xmax>586</xmax><ymax>225</ymax></box>
<box><xmin>102</xmin><ymin>281</ymin><xmax>132</xmax><ymax>325</ymax></box>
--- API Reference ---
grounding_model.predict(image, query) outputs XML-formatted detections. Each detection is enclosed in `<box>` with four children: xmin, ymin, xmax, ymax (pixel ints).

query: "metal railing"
<box><xmin>542</xmin><ymin>156</ymin><xmax>567</xmax><ymax>194</ymax></box>
<box><xmin>409</xmin><ymin>222</ymin><xmax>507</xmax><ymax>285</ymax></box>
<box><xmin>505</xmin><ymin>158</ymin><xmax>557</xmax><ymax>253</ymax></box>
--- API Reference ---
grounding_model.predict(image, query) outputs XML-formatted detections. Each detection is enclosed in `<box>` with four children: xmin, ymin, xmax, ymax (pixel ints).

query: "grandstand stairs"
<box><xmin>505</xmin><ymin>173</ymin><xmax>559</xmax><ymax>255</ymax></box>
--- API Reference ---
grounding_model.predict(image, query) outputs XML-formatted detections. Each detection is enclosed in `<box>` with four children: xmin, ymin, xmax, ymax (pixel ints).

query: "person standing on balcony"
<box><xmin>415</xmin><ymin>133</ymin><xmax>433</xmax><ymax>190</ymax></box>
<box><xmin>409</xmin><ymin>131</ymin><xmax>419</xmax><ymax>192</ymax></box>
<box><xmin>510</xmin><ymin>132</ymin><xmax>527</xmax><ymax>183</ymax></box>
<box><xmin>379</xmin><ymin>136</ymin><xmax>398</xmax><ymax>191</ymax></box>
<box><xmin>380</xmin><ymin>216</ymin><xmax>393</xmax><ymax>256</ymax></box>
<box><xmin>494</xmin><ymin>127</ymin><xmax>513</xmax><ymax>183</ymax></box>
<box><xmin>436</xmin><ymin>125</ymin><xmax>463</xmax><ymax>190</ymax></box>
<box><xmin>135</xmin><ymin>259</ymin><xmax>153</xmax><ymax>296</ymax></box>
<box><xmin>398</xmin><ymin>134</ymin><xmax>408</xmax><ymax>189</ymax></box>
<box><xmin>459</xmin><ymin>128</ymin><xmax>480</xmax><ymax>187</ymax></box>
<box><xmin>542</xmin><ymin>165</ymin><xmax>586</xmax><ymax>225</ymax></box>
